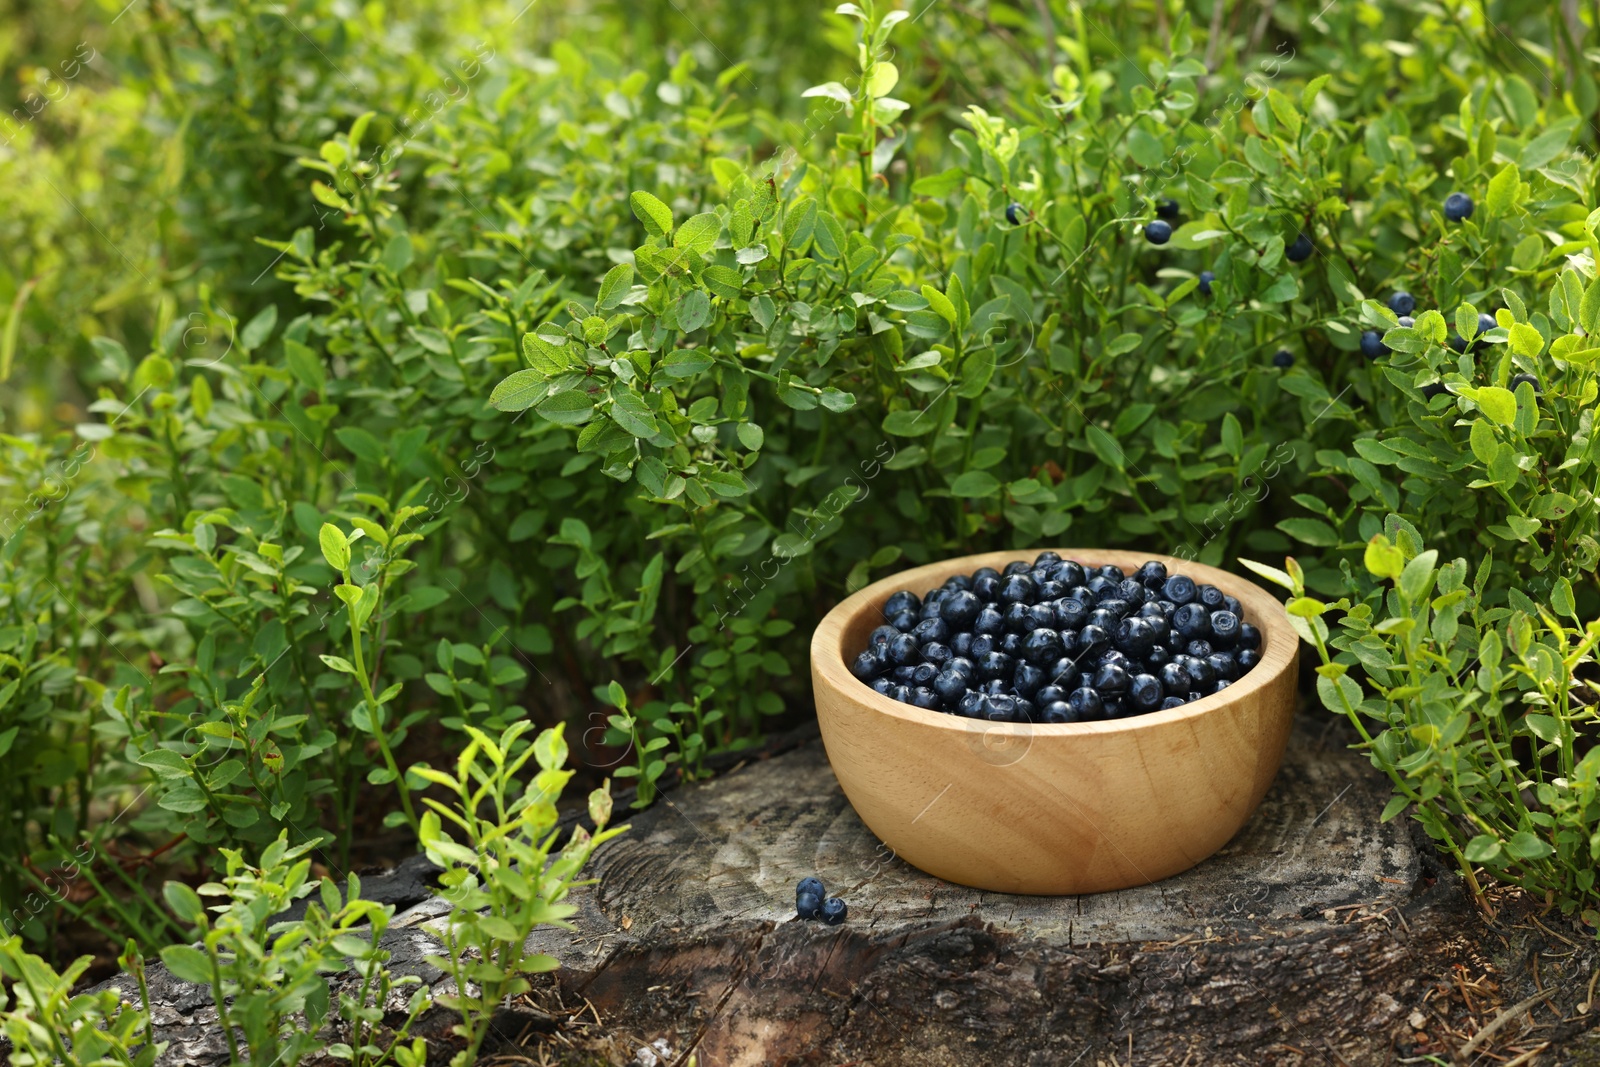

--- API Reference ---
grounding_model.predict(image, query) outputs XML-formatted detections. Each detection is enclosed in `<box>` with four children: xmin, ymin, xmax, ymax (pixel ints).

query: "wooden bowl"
<box><xmin>810</xmin><ymin>549</ymin><xmax>1299</xmax><ymax>895</ymax></box>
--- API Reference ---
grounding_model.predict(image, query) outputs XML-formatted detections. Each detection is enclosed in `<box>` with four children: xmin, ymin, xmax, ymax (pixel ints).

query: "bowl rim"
<box><xmin>811</xmin><ymin>548</ymin><xmax>1298</xmax><ymax>737</ymax></box>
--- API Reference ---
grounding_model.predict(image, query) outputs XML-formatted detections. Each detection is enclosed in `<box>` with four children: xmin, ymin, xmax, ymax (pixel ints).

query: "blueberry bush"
<box><xmin>2</xmin><ymin>0</ymin><xmax>1600</xmax><ymax>1052</ymax></box>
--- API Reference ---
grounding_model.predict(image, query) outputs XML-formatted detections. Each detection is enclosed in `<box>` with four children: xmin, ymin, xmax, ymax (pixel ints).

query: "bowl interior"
<box><xmin>816</xmin><ymin>548</ymin><xmax>1297</xmax><ymax>736</ymax></box>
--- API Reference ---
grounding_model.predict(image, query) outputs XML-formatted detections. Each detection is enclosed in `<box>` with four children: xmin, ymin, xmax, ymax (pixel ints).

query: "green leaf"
<box><xmin>674</xmin><ymin>212</ymin><xmax>721</xmax><ymax>256</ymax></box>
<box><xmin>1266</xmin><ymin>89</ymin><xmax>1302</xmax><ymax>138</ymax></box>
<box><xmin>1507</xmin><ymin>322</ymin><xmax>1543</xmax><ymax>357</ymax></box>
<box><xmin>597</xmin><ymin>263</ymin><xmax>635</xmax><ymax>311</ymax></box>
<box><xmin>1503</xmin><ymin>830</ymin><xmax>1553</xmax><ymax>860</ymax></box>
<box><xmin>950</xmin><ymin>471</ymin><xmax>1000</xmax><ymax>497</ymax></box>
<box><xmin>283</xmin><ymin>339</ymin><xmax>325</xmax><ymax>392</ymax></box>
<box><xmin>319</xmin><ymin>524</ymin><xmax>349</xmax><ymax>573</ymax></box>
<box><xmin>609</xmin><ymin>390</ymin><xmax>659</xmax><ymax>438</ymax></box>
<box><xmin>1485</xmin><ymin>162</ymin><xmax>1521</xmax><ymax>217</ymax></box>
<box><xmin>159</xmin><ymin>945</ymin><xmax>214</xmax><ymax>985</ymax></box>
<box><xmin>1464</xmin><ymin>834</ymin><xmax>1502</xmax><ymax>863</ymax></box>
<box><xmin>1276</xmin><ymin>518</ymin><xmax>1339</xmax><ymax>546</ymax></box>
<box><xmin>630</xmin><ymin>191</ymin><xmax>674</xmax><ymax>237</ymax></box>
<box><xmin>1301</xmin><ymin>74</ymin><xmax>1330</xmax><ymax>111</ymax></box>
<box><xmin>920</xmin><ymin>285</ymin><xmax>957</xmax><ymax>326</ymax></box>
<box><xmin>1085</xmin><ymin>425</ymin><xmax>1124</xmax><ymax>469</ymax></box>
<box><xmin>536</xmin><ymin>390</ymin><xmax>595</xmax><ymax>426</ymax></box>
<box><xmin>1476</xmin><ymin>386</ymin><xmax>1517</xmax><ymax>426</ymax></box>
<box><xmin>676</xmin><ymin>289</ymin><xmax>711</xmax><ymax>333</ymax></box>
<box><xmin>882</xmin><ymin>409</ymin><xmax>939</xmax><ymax>436</ymax></box>
<box><xmin>491</xmin><ymin>370</ymin><xmax>548</xmax><ymax>412</ymax></box>
<box><xmin>1363</xmin><ymin>536</ymin><xmax>1405</xmax><ymax>580</ymax></box>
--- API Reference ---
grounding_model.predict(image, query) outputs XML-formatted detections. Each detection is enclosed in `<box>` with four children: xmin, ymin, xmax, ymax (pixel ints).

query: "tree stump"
<box><xmin>84</xmin><ymin>715</ymin><xmax>1600</xmax><ymax>1065</ymax></box>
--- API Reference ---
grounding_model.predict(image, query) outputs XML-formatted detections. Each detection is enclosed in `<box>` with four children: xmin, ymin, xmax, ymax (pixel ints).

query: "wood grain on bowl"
<box><xmin>810</xmin><ymin>550</ymin><xmax>1298</xmax><ymax>895</ymax></box>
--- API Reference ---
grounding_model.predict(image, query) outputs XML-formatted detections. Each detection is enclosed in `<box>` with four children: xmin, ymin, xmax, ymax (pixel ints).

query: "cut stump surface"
<box><xmin>91</xmin><ymin>716</ymin><xmax>1600</xmax><ymax>1066</ymax></box>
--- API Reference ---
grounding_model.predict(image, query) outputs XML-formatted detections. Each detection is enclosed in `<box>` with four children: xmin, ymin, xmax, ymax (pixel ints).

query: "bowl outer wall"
<box><xmin>810</xmin><ymin>549</ymin><xmax>1299</xmax><ymax>895</ymax></box>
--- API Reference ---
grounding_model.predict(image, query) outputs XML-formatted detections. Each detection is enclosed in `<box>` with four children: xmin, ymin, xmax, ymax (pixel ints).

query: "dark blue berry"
<box><xmin>910</xmin><ymin>686</ymin><xmax>941</xmax><ymax>710</ymax></box>
<box><xmin>907</xmin><ymin>662</ymin><xmax>938</xmax><ymax>687</ymax></box>
<box><xmin>1096</xmin><ymin>564</ymin><xmax>1124</xmax><ymax>580</ymax></box>
<box><xmin>1079</xmin><ymin>623</ymin><xmax>1110</xmax><ymax>654</ymax></box>
<box><xmin>1162</xmin><ymin>575</ymin><xmax>1197</xmax><ymax>604</ymax></box>
<box><xmin>1155</xmin><ymin>197</ymin><xmax>1180</xmax><ymax>220</ymax></box>
<box><xmin>1209</xmin><ymin>609</ymin><xmax>1240</xmax><ymax>646</ymax></box>
<box><xmin>871</xmin><ymin>676</ymin><xmax>893</xmax><ymax>695</ymax></box>
<box><xmin>797</xmin><ymin>890</ymin><xmax>824</xmax><ymax>919</ymax></box>
<box><xmin>1211</xmin><ymin>678</ymin><xmax>1232</xmax><ymax>694</ymax></box>
<box><xmin>1510</xmin><ymin>373</ymin><xmax>1539</xmax><ymax>392</ymax></box>
<box><xmin>1197</xmin><ymin>270</ymin><xmax>1214</xmax><ymax>296</ymax></box>
<box><xmin>883</xmin><ymin>591</ymin><xmax>919</xmax><ymax>618</ymax></box>
<box><xmin>1397</xmin><ymin>315</ymin><xmax>1414</xmax><ymax>328</ymax></box>
<box><xmin>933</xmin><ymin>670</ymin><xmax>967</xmax><ymax>704</ymax></box>
<box><xmin>1206</xmin><ymin>651</ymin><xmax>1239</xmax><ymax>681</ymax></box>
<box><xmin>1272</xmin><ymin>349</ymin><xmax>1294</xmax><ymax>368</ymax></box>
<box><xmin>1036</xmin><ymin>685</ymin><xmax>1068</xmax><ymax>706</ymax></box>
<box><xmin>1449</xmin><ymin>334</ymin><xmax>1468</xmax><ymax>354</ymax></box>
<box><xmin>976</xmin><ymin>650</ymin><xmax>1012</xmax><ymax>681</ymax></box>
<box><xmin>1360</xmin><ymin>330</ymin><xmax>1388</xmax><ymax>359</ymax></box>
<box><xmin>1185</xmin><ymin>639</ymin><xmax>1213</xmax><ymax>660</ymax></box>
<box><xmin>982</xmin><ymin>693</ymin><xmax>1019</xmax><ymax>721</ymax></box>
<box><xmin>1221</xmin><ymin>594</ymin><xmax>1240</xmax><ymax>615</ymax></box>
<box><xmin>1419</xmin><ymin>381</ymin><xmax>1447</xmax><ymax>400</ymax></box>
<box><xmin>851</xmin><ymin>651</ymin><xmax>883</xmax><ymax>681</ymax></box>
<box><xmin>1286</xmin><ymin>232</ymin><xmax>1313</xmax><ymax>262</ymax></box>
<box><xmin>969</xmin><ymin>634</ymin><xmax>997</xmax><ymax>659</ymax></box>
<box><xmin>1236</xmin><ymin>622</ymin><xmax>1260</xmax><ymax>651</ymax></box>
<box><xmin>1012</xmin><ymin>661</ymin><xmax>1045</xmax><ymax>698</ymax></box>
<box><xmin>912</xmin><ymin>618</ymin><xmax>949</xmax><ymax>645</ymax></box>
<box><xmin>1236</xmin><ymin>647</ymin><xmax>1261</xmax><ymax>672</ymax></box>
<box><xmin>1182</xmin><ymin>654</ymin><xmax>1215</xmax><ymax>687</ymax></box>
<box><xmin>922</xmin><ymin>642</ymin><xmax>953</xmax><ymax>668</ymax></box>
<box><xmin>949</xmin><ymin>632</ymin><xmax>974</xmax><ymax>657</ymax></box>
<box><xmin>1173</xmin><ymin>603</ymin><xmax>1209</xmax><ymax>639</ymax></box>
<box><xmin>867</xmin><ymin>625</ymin><xmax>897</xmax><ymax>651</ymax></box>
<box><xmin>1033</xmin><ymin>551</ymin><xmax>1062</xmax><ymax>567</ymax></box>
<box><xmin>1144</xmin><ymin>645</ymin><xmax>1172</xmax><ymax>669</ymax></box>
<box><xmin>1144</xmin><ymin>219</ymin><xmax>1173</xmax><ymax>245</ymax></box>
<box><xmin>1115</xmin><ymin>616</ymin><xmax>1158</xmax><ymax>655</ymax></box>
<box><xmin>999</xmin><ymin>632</ymin><xmax>1024</xmax><ymax>657</ymax></box>
<box><xmin>887</xmin><ymin>684</ymin><xmax>911</xmax><ymax>704</ymax></box>
<box><xmin>1092</xmin><ymin>661</ymin><xmax>1130</xmax><ymax>693</ymax></box>
<box><xmin>1006</xmin><ymin>201</ymin><xmax>1024</xmax><ymax>225</ymax></box>
<box><xmin>1002</xmin><ymin>560</ymin><xmax>1031</xmax><ymax>577</ymax></box>
<box><xmin>887</xmin><ymin>610</ymin><xmax>918</xmax><ymax>632</ymax></box>
<box><xmin>956</xmin><ymin>690</ymin><xmax>985</xmax><ymax>717</ymax></box>
<box><xmin>1041</xmin><ymin>700</ymin><xmax>1076</xmax><ymax>724</ymax></box>
<box><xmin>1022</xmin><ymin>628</ymin><xmax>1065</xmax><ymax>666</ymax></box>
<box><xmin>1388</xmin><ymin>291</ymin><xmax>1415</xmax><ymax>316</ymax></box>
<box><xmin>939</xmin><ymin>590</ymin><xmax>982</xmax><ymax>629</ymax></box>
<box><xmin>1128</xmin><ymin>673</ymin><xmax>1166</xmax><ymax>711</ymax></box>
<box><xmin>1159</xmin><ymin>660</ymin><xmax>1193</xmax><ymax>694</ymax></box>
<box><xmin>1067</xmin><ymin>687</ymin><xmax>1104</xmax><ymax>719</ymax></box>
<box><xmin>1159</xmin><ymin>696</ymin><xmax>1187</xmax><ymax>709</ymax></box>
<box><xmin>1050</xmin><ymin>561</ymin><xmax>1086</xmax><ymax>586</ymax></box>
<box><xmin>997</xmin><ymin>604</ymin><xmax>1031</xmax><ymax>635</ymax></box>
<box><xmin>998</xmin><ymin>574</ymin><xmax>1036</xmax><ymax>605</ymax></box>
<box><xmin>943</xmin><ymin>574</ymin><xmax>973</xmax><ymax>592</ymax></box>
<box><xmin>971</xmin><ymin>574</ymin><xmax>1000</xmax><ymax>601</ymax></box>
<box><xmin>821</xmin><ymin>897</ymin><xmax>847</xmax><ymax>925</ymax></box>
<box><xmin>1197</xmin><ymin>584</ymin><xmax>1225</xmax><ymax>609</ymax></box>
<box><xmin>887</xmin><ymin>633</ymin><xmax>920</xmax><ymax>666</ymax></box>
<box><xmin>1443</xmin><ymin>192</ymin><xmax>1473</xmax><ymax>222</ymax></box>
<box><xmin>974</xmin><ymin>605</ymin><xmax>1005</xmax><ymax>635</ymax></box>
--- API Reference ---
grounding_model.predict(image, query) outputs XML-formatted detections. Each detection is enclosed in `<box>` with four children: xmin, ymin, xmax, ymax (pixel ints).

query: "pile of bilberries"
<box><xmin>849</xmin><ymin>554</ymin><xmax>1262</xmax><ymax>724</ymax></box>
<box><xmin>795</xmin><ymin>877</ymin><xmax>846</xmax><ymax>924</ymax></box>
